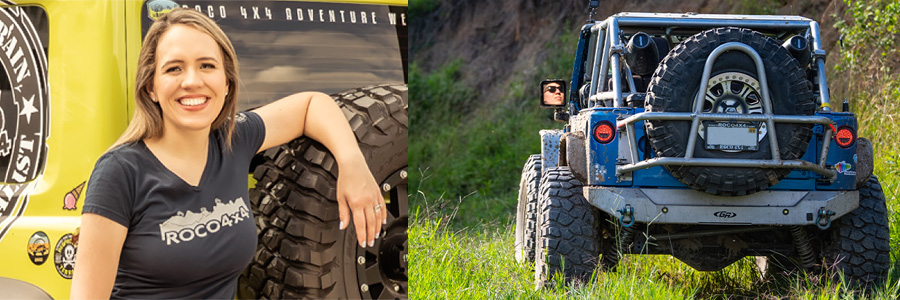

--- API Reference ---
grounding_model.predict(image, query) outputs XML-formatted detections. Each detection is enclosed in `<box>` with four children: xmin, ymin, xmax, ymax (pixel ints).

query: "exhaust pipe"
<box><xmin>625</xmin><ymin>32</ymin><xmax>659</xmax><ymax>76</ymax></box>
<box><xmin>782</xmin><ymin>35</ymin><xmax>811</xmax><ymax>68</ymax></box>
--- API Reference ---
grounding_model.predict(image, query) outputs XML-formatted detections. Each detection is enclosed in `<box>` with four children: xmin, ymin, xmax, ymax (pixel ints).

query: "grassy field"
<box><xmin>410</xmin><ymin>1</ymin><xmax>900</xmax><ymax>299</ymax></box>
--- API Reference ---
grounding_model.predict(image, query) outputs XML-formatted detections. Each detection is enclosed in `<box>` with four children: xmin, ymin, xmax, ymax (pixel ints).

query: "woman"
<box><xmin>543</xmin><ymin>82</ymin><xmax>564</xmax><ymax>105</ymax></box>
<box><xmin>70</xmin><ymin>8</ymin><xmax>385</xmax><ymax>299</ymax></box>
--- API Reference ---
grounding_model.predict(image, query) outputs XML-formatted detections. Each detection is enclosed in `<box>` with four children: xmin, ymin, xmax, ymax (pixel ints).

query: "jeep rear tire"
<box><xmin>238</xmin><ymin>84</ymin><xmax>408</xmax><ymax>299</ymax></box>
<box><xmin>514</xmin><ymin>154</ymin><xmax>541</xmax><ymax>263</ymax></box>
<box><xmin>534</xmin><ymin>167</ymin><xmax>604</xmax><ymax>286</ymax></box>
<box><xmin>819</xmin><ymin>175</ymin><xmax>890</xmax><ymax>287</ymax></box>
<box><xmin>645</xmin><ymin>27</ymin><xmax>816</xmax><ymax>196</ymax></box>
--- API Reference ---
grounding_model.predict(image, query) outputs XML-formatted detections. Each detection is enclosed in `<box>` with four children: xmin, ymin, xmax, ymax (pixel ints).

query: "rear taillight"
<box><xmin>835</xmin><ymin>126</ymin><xmax>856</xmax><ymax>148</ymax></box>
<box><xmin>593</xmin><ymin>121</ymin><xmax>616</xmax><ymax>144</ymax></box>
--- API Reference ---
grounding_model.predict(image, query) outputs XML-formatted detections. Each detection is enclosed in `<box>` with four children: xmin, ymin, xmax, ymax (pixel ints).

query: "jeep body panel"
<box><xmin>0</xmin><ymin>2</ymin><xmax>131</xmax><ymax>297</ymax></box>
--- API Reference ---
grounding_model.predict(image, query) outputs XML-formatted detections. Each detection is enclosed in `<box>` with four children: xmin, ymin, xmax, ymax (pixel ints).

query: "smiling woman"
<box><xmin>69</xmin><ymin>8</ymin><xmax>385</xmax><ymax>300</ymax></box>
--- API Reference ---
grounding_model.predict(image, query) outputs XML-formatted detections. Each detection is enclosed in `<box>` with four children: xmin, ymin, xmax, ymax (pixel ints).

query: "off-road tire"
<box><xmin>238</xmin><ymin>84</ymin><xmax>408</xmax><ymax>299</ymax></box>
<box><xmin>819</xmin><ymin>175</ymin><xmax>890</xmax><ymax>287</ymax></box>
<box><xmin>534</xmin><ymin>167</ymin><xmax>603</xmax><ymax>286</ymax></box>
<box><xmin>645</xmin><ymin>27</ymin><xmax>816</xmax><ymax>196</ymax></box>
<box><xmin>514</xmin><ymin>154</ymin><xmax>541</xmax><ymax>263</ymax></box>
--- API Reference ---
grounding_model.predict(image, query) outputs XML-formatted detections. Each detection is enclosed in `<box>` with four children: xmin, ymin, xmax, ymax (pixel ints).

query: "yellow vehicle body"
<box><xmin>0</xmin><ymin>0</ymin><xmax>407</xmax><ymax>298</ymax></box>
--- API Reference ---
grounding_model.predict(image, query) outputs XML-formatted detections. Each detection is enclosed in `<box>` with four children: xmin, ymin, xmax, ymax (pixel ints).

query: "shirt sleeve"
<box><xmin>82</xmin><ymin>152</ymin><xmax>134</xmax><ymax>228</ymax></box>
<box><xmin>233</xmin><ymin>111</ymin><xmax>267</xmax><ymax>159</ymax></box>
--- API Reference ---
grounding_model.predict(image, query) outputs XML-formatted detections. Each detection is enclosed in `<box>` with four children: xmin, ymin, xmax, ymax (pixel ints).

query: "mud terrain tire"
<box><xmin>819</xmin><ymin>175</ymin><xmax>890</xmax><ymax>287</ymax></box>
<box><xmin>645</xmin><ymin>27</ymin><xmax>816</xmax><ymax>196</ymax></box>
<box><xmin>238</xmin><ymin>84</ymin><xmax>408</xmax><ymax>299</ymax></box>
<box><xmin>515</xmin><ymin>154</ymin><xmax>541</xmax><ymax>263</ymax></box>
<box><xmin>534</xmin><ymin>167</ymin><xmax>606</xmax><ymax>286</ymax></box>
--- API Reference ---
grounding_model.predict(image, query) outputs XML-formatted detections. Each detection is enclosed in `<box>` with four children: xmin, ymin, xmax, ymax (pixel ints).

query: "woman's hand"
<box><xmin>336</xmin><ymin>153</ymin><xmax>386</xmax><ymax>248</ymax></box>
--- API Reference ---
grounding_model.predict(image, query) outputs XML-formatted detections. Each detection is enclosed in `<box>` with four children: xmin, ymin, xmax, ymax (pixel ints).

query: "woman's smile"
<box><xmin>150</xmin><ymin>24</ymin><xmax>228</xmax><ymax>133</ymax></box>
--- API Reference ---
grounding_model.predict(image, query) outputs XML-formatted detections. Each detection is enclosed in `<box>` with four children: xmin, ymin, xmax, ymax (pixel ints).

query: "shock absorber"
<box><xmin>601</xmin><ymin>217</ymin><xmax>638</xmax><ymax>270</ymax></box>
<box><xmin>790</xmin><ymin>225</ymin><xmax>816</xmax><ymax>270</ymax></box>
<box><xmin>620</xmin><ymin>225</ymin><xmax>637</xmax><ymax>250</ymax></box>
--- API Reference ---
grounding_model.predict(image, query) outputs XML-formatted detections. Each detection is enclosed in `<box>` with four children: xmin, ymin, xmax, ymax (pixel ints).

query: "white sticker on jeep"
<box><xmin>0</xmin><ymin>6</ymin><xmax>50</xmax><ymax>243</ymax></box>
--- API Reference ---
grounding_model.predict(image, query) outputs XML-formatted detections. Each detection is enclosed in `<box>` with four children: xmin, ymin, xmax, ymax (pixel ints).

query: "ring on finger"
<box><xmin>374</xmin><ymin>204</ymin><xmax>383</xmax><ymax>213</ymax></box>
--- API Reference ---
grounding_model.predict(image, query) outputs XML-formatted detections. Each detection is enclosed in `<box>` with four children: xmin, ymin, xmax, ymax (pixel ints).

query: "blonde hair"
<box><xmin>110</xmin><ymin>8</ymin><xmax>239</xmax><ymax>151</ymax></box>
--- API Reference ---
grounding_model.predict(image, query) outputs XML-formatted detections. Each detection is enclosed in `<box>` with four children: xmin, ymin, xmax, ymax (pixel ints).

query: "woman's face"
<box><xmin>543</xmin><ymin>83</ymin><xmax>564</xmax><ymax>105</ymax></box>
<box><xmin>149</xmin><ymin>24</ymin><xmax>227</xmax><ymax>135</ymax></box>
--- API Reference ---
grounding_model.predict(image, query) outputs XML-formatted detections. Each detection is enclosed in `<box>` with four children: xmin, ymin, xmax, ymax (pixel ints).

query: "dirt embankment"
<box><xmin>412</xmin><ymin>0</ymin><xmax>848</xmax><ymax>105</ymax></box>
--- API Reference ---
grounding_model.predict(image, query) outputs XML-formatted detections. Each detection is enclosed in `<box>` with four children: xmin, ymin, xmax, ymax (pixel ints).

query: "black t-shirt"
<box><xmin>83</xmin><ymin>112</ymin><xmax>266</xmax><ymax>299</ymax></box>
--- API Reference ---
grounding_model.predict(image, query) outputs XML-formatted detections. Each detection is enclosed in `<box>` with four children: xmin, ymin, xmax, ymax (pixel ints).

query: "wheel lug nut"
<box><xmin>400</xmin><ymin>170</ymin><xmax>407</xmax><ymax>179</ymax></box>
<box><xmin>393</xmin><ymin>284</ymin><xmax>400</xmax><ymax>292</ymax></box>
<box><xmin>382</xmin><ymin>183</ymin><xmax>391</xmax><ymax>192</ymax></box>
<box><xmin>361</xmin><ymin>284</ymin><xmax>369</xmax><ymax>292</ymax></box>
<box><xmin>357</xmin><ymin>256</ymin><xmax>365</xmax><ymax>265</ymax></box>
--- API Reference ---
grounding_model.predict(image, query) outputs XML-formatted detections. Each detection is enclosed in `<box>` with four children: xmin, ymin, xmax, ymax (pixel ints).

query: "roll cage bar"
<box><xmin>583</xmin><ymin>12</ymin><xmax>831</xmax><ymax>111</ymax></box>
<box><xmin>576</xmin><ymin>12</ymin><xmax>838</xmax><ymax>181</ymax></box>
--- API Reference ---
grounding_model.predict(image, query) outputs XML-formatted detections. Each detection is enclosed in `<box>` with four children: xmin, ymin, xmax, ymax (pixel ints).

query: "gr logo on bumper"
<box><xmin>714</xmin><ymin>211</ymin><xmax>737</xmax><ymax>218</ymax></box>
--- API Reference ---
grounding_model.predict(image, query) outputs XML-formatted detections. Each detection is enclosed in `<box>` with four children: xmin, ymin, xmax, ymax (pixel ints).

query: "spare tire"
<box><xmin>238</xmin><ymin>84</ymin><xmax>408</xmax><ymax>299</ymax></box>
<box><xmin>645</xmin><ymin>27</ymin><xmax>816</xmax><ymax>196</ymax></box>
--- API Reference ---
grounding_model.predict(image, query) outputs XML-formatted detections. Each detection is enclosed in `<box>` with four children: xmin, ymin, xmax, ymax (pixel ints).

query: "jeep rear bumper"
<box><xmin>585</xmin><ymin>187</ymin><xmax>858</xmax><ymax>226</ymax></box>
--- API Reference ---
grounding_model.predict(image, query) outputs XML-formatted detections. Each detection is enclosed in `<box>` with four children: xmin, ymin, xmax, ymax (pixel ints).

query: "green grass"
<box><xmin>411</xmin><ymin>203</ymin><xmax>900</xmax><ymax>299</ymax></box>
<box><xmin>410</xmin><ymin>1</ymin><xmax>900</xmax><ymax>298</ymax></box>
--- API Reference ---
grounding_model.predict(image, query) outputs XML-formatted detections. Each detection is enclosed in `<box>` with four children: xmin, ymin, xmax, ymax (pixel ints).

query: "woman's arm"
<box><xmin>70</xmin><ymin>213</ymin><xmax>127</xmax><ymax>299</ymax></box>
<box><xmin>252</xmin><ymin>92</ymin><xmax>385</xmax><ymax>248</ymax></box>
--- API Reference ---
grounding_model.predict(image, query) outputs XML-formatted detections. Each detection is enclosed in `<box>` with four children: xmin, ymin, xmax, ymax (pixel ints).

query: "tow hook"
<box><xmin>815</xmin><ymin>208</ymin><xmax>836</xmax><ymax>230</ymax></box>
<box><xmin>617</xmin><ymin>204</ymin><xmax>635</xmax><ymax>228</ymax></box>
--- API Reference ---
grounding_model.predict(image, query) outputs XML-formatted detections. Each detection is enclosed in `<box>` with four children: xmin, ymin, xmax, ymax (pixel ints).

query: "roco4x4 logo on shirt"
<box><xmin>0</xmin><ymin>6</ymin><xmax>50</xmax><ymax>243</ymax></box>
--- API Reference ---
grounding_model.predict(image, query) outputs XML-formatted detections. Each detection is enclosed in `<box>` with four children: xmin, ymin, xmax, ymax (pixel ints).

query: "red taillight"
<box><xmin>593</xmin><ymin>121</ymin><xmax>616</xmax><ymax>144</ymax></box>
<box><xmin>835</xmin><ymin>126</ymin><xmax>856</xmax><ymax>148</ymax></box>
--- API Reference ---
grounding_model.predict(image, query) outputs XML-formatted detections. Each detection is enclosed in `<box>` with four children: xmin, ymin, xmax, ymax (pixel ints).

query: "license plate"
<box><xmin>704</xmin><ymin>122</ymin><xmax>759</xmax><ymax>151</ymax></box>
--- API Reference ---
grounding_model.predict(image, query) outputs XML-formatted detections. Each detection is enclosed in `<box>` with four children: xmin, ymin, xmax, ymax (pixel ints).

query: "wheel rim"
<box><xmin>354</xmin><ymin>168</ymin><xmax>408</xmax><ymax>299</ymax></box>
<box><xmin>696</xmin><ymin>72</ymin><xmax>768</xmax><ymax>152</ymax></box>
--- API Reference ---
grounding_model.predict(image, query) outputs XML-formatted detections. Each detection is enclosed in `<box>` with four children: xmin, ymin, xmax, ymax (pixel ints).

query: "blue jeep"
<box><xmin>515</xmin><ymin>11</ymin><xmax>890</xmax><ymax>287</ymax></box>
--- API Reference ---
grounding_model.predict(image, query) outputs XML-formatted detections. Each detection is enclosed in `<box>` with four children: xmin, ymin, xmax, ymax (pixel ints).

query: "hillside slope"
<box><xmin>412</xmin><ymin>0</ymin><xmax>845</xmax><ymax>105</ymax></box>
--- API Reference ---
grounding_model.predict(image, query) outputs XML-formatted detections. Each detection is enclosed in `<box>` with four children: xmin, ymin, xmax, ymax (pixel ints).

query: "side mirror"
<box><xmin>540</xmin><ymin>80</ymin><xmax>567</xmax><ymax>108</ymax></box>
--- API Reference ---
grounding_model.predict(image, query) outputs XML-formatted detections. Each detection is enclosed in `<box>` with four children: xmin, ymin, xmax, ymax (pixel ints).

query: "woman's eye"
<box><xmin>201</xmin><ymin>63</ymin><xmax>216</xmax><ymax>69</ymax></box>
<box><xmin>165</xmin><ymin>66</ymin><xmax>181</xmax><ymax>73</ymax></box>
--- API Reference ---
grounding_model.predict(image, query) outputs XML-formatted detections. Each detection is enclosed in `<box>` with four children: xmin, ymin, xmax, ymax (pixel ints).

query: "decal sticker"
<box><xmin>835</xmin><ymin>161</ymin><xmax>856</xmax><ymax>176</ymax></box>
<box><xmin>714</xmin><ymin>211</ymin><xmax>737</xmax><ymax>218</ymax></box>
<box><xmin>147</xmin><ymin>0</ymin><xmax>179</xmax><ymax>21</ymax></box>
<box><xmin>63</xmin><ymin>181</ymin><xmax>86</xmax><ymax>210</ymax></box>
<box><xmin>54</xmin><ymin>233</ymin><xmax>76</xmax><ymax>279</ymax></box>
<box><xmin>0</xmin><ymin>6</ymin><xmax>50</xmax><ymax>244</ymax></box>
<box><xmin>27</xmin><ymin>231</ymin><xmax>49</xmax><ymax>265</ymax></box>
<box><xmin>592</xmin><ymin>163</ymin><xmax>607</xmax><ymax>183</ymax></box>
<box><xmin>853</xmin><ymin>154</ymin><xmax>858</xmax><ymax>164</ymax></box>
<box><xmin>158</xmin><ymin>198</ymin><xmax>250</xmax><ymax>245</ymax></box>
